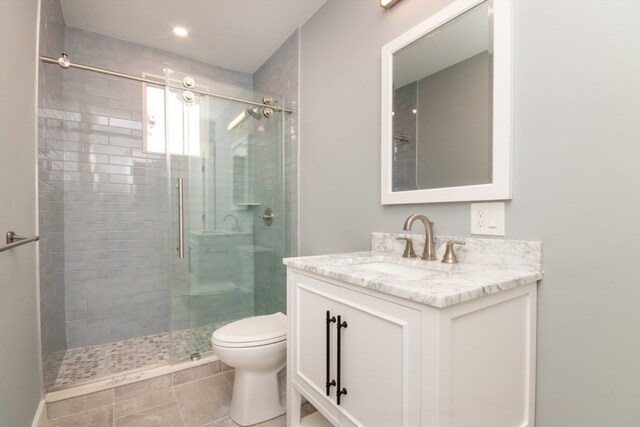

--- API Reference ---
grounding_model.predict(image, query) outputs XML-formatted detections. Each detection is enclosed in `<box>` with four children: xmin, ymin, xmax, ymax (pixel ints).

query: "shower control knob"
<box><xmin>259</xmin><ymin>208</ymin><xmax>275</xmax><ymax>226</ymax></box>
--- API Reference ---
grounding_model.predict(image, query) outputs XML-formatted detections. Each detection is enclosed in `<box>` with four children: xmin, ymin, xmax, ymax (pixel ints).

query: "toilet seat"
<box><xmin>212</xmin><ymin>312</ymin><xmax>286</xmax><ymax>348</ymax></box>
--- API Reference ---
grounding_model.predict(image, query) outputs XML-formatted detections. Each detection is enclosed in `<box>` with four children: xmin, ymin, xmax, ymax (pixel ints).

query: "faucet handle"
<box><xmin>441</xmin><ymin>240</ymin><xmax>465</xmax><ymax>264</ymax></box>
<box><xmin>397</xmin><ymin>237</ymin><xmax>417</xmax><ymax>258</ymax></box>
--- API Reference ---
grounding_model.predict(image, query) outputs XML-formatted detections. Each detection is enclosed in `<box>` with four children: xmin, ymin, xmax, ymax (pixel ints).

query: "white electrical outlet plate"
<box><xmin>471</xmin><ymin>202</ymin><xmax>505</xmax><ymax>236</ymax></box>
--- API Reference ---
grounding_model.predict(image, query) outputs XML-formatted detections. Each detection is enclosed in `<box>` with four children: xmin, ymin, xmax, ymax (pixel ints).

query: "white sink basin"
<box><xmin>353</xmin><ymin>261</ymin><xmax>444</xmax><ymax>278</ymax></box>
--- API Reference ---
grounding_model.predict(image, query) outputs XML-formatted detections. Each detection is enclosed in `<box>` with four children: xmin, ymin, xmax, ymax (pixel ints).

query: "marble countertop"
<box><xmin>283</xmin><ymin>234</ymin><xmax>543</xmax><ymax>308</ymax></box>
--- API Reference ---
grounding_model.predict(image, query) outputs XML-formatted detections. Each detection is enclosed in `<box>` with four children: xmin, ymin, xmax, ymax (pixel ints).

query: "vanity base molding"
<box><xmin>286</xmin><ymin>269</ymin><xmax>537</xmax><ymax>427</ymax></box>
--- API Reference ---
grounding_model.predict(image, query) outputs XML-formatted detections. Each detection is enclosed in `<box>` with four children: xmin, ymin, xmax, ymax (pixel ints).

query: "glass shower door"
<box><xmin>164</xmin><ymin>71</ymin><xmax>286</xmax><ymax>361</ymax></box>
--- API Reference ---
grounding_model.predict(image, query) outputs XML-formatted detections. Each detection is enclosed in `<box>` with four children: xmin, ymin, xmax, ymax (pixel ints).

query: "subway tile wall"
<box><xmin>253</xmin><ymin>30</ymin><xmax>299</xmax><ymax>315</ymax></box>
<box><xmin>249</xmin><ymin>117</ymin><xmax>286</xmax><ymax>316</ymax></box>
<box><xmin>59</xmin><ymin>27</ymin><xmax>252</xmax><ymax>348</ymax></box>
<box><xmin>392</xmin><ymin>82</ymin><xmax>418</xmax><ymax>191</ymax></box>
<box><xmin>38</xmin><ymin>0</ymin><xmax>67</xmax><ymax>391</ymax></box>
<box><xmin>254</xmin><ymin>30</ymin><xmax>299</xmax><ymax>259</ymax></box>
<box><xmin>38</xmin><ymin>0</ymin><xmax>298</xmax><ymax>381</ymax></box>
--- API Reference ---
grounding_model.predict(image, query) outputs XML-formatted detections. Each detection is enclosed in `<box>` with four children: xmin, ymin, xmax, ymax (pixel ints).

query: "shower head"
<box><xmin>228</xmin><ymin>104</ymin><xmax>274</xmax><ymax>131</ymax></box>
<box><xmin>246</xmin><ymin>106</ymin><xmax>263</xmax><ymax>120</ymax></box>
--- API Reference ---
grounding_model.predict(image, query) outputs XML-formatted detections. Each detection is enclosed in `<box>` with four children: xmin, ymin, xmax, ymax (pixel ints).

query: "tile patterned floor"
<box><xmin>43</xmin><ymin>361</ymin><xmax>317</xmax><ymax>427</ymax></box>
<box><xmin>54</xmin><ymin>323</ymin><xmax>225</xmax><ymax>388</ymax></box>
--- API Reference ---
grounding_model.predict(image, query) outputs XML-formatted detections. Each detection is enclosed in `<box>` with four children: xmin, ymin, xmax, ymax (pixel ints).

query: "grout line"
<box><xmin>206</xmin><ymin>414</ymin><xmax>235</xmax><ymax>427</ymax></box>
<box><xmin>222</xmin><ymin>371</ymin><xmax>234</xmax><ymax>388</ymax></box>
<box><xmin>172</xmin><ymin>388</ymin><xmax>188</xmax><ymax>427</ymax></box>
<box><xmin>113</xmin><ymin>378</ymin><xmax>175</xmax><ymax>420</ymax></box>
<box><xmin>114</xmin><ymin>398</ymin><xmax>178</xmax><ymax>422</ymax></box>
<box><xmin>45</xmin><ymin>396</ymin><xmax>114</xmax><ymax>421</ymax></box>
<box><xmin>44</xmin><ymin>404</ymin><xmax>113</xmax><ymax>424</ymax></box>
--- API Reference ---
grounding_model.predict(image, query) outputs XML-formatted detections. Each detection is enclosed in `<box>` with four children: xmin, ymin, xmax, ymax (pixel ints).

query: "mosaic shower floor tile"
<box><xmin>54</xmin><ymin>323</ymin><xmax>224</xmax><ymax>388</ymax></box>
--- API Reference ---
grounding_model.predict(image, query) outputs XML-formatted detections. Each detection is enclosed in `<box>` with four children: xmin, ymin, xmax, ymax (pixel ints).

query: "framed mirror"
<box><xmin>381</xmin><ymin>0</ymin><xmax>512</xmax><ymax>204</ymax></box>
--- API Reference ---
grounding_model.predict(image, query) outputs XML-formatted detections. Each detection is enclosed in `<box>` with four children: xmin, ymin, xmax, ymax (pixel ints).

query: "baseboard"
<box><xmin>31</xmin><ymin>399</ymin><xmax>46</xmax><ymax>427</ymax></box>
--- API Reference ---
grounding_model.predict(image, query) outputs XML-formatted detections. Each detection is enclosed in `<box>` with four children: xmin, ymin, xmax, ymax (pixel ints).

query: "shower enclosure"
<box><xmin>39</xmin><ymin>54</ymin><xmax>289</xmax><ymax>389</ymax></box>
<box><xmin>163</xmin><ymin>70</ymin><xmax>288</xmax><ymax>361</ymax></box>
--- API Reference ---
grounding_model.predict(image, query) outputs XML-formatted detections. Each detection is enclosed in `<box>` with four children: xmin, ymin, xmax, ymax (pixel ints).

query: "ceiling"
<box><xmin>60</xmin><ymin>0</ymin><xmax>326</xmax><ymax>74</ymax></box>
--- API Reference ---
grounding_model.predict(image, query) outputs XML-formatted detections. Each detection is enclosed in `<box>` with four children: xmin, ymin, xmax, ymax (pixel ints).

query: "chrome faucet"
<box><xmin>402</xmin><ymin>214</ymin><xmax>436</xmax><ymax>261</ymax></box>
<box><xmin>223</xmin><ymin>214</ymin><xmax>240</xmax><ymax>232</ymax></box>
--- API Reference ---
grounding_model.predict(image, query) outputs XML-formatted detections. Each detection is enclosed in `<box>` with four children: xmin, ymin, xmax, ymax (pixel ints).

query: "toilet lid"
<box><xmin>212</xmin><ymin>312</ymin><xmax>286</xmax><ymax>346</ymax></box>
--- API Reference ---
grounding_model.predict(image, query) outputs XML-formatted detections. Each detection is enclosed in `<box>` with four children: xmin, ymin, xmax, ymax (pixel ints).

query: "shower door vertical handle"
<box><xmin>177</xmin><ymin>177</ymin><xmax>184</xmax><ymax>259</ymax></box>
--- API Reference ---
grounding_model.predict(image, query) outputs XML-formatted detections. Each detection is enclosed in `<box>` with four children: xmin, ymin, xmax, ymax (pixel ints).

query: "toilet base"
<box><xmin>228</xmin><ymin>369</ymin><xmax>286</xmax><ymax>426</ymax></box>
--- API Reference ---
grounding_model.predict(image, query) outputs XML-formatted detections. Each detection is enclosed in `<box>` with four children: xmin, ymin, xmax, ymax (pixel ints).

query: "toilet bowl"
<box><xmin>211</xmin><ymin>312</ymin><xmax>287</xmax><ymax>426</ymax></box>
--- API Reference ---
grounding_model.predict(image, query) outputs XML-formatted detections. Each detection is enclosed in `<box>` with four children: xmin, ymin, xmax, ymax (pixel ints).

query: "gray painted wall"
<box><xmin>299</xmin><ymin>1</ymin><xmax>639</xmax><ymax>425</ymax></box>
<box><xmin>0</xmin><ymin>0</ymin><xmax>43</xmax><ymax>425</ymax></box>
<box><xmin>416</xmin><ymin>52</ymin><xmax>491</xmax><ymax>189</ymax></box>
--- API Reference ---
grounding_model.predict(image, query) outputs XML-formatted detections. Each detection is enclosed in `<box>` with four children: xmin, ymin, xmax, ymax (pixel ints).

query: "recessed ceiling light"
<box><xmin>173</xmin><ymin>26</ymin><xmax>189</xmax><ymax>37</ymax></box>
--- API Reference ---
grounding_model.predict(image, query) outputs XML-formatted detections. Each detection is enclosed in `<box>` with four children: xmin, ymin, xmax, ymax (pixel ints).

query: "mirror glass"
<box><xmin>381</xmin><ymin>0</ymin><xmax>511</xmax><ymax>204</ymax></box>
<box><xmin>392</xmin><ymin>2</ymin><xmax>492</xmax><ymax>191</ymax></box>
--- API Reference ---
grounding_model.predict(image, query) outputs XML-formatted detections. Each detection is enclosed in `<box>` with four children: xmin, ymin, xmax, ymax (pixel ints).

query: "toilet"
<box><xmin>211</xmin><ymin>312</ymin><xmax>287</xmax><ymax>426</ymax></box>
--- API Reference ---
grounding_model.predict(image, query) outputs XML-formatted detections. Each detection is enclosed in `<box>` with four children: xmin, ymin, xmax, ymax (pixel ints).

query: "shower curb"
<box><xmin>45</xmin><ymin>354</ymin><xmax>220</xmax><ymax>403</ymax></box>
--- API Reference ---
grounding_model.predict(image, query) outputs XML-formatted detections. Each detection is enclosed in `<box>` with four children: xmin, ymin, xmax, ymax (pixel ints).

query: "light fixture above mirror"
<box><xmin>381</xmin><ymin>0</ymin><xmax>512</xmax><ymax>204</ymax></box>
<box><xmin>380</xmin><ymin>0</ymin><xmax>401</xmax><ymax>9</ymax></box>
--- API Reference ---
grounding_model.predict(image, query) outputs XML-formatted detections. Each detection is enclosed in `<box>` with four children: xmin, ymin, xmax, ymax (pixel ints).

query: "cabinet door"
<box><xmin>337</xmin><ymin>286</ymin><xmax>421</xmax><ymax>427</ymax></box>
<box><xmin>290</xmin><ymin>272</ymin><xmax>341</xmax><ymax>420</ymax></box>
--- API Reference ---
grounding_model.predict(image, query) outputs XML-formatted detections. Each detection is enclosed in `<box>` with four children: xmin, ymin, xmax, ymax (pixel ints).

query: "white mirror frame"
<box><xmin>381</xmin><ymin>0</ymin><xmax>512</xmax><ymax>204</ymax></box>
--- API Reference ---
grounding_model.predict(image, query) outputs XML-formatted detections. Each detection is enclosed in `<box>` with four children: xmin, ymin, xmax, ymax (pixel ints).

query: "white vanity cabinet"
<box><xmin>288</xmin><ymin>271</ymin><xmax>421</xmax><ymax>427</ymax></box>
<box><xmin>286</xmin><ymin>268</ymin><xmax>538</xmax><ymax>427</ymax></box>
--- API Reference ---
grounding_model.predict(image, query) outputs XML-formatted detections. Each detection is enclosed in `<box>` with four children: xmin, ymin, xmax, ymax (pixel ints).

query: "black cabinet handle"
<box><xmin>325</xmin><ymin>310</ymin><xmax>336</xmax><ymax>396</ymax></box>
<box><xmin>336</xmin><ymin>315</ymin><xmax>348</xmax><ymax>405</ymax></box>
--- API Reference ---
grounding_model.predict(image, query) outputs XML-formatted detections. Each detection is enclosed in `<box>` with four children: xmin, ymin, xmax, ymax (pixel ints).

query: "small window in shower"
<box><xmin>143</xmin><ymin>79</ymin><xmax>203</xmax><ymax>156</ymax></box>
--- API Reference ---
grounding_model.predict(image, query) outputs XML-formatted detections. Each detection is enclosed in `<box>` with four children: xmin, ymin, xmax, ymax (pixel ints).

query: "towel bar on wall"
<box><xmin>0</xmin><ymin>231</ymin><xmax>39</xmax><ymax>253</ymax></box>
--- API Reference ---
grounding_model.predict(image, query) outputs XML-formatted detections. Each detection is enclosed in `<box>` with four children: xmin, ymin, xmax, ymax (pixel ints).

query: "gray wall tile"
<box><xmin>38</xmin><ymin>0</ymin><xmax>67</xmax><ymax>390</ymax></box>
<box><xmin>54</xmin><ymin>26</ymin><xmax>252</xmax><ymax>349</ymax></box>
<box><xmin>252</xmin><ymin>30</ymin><xmax>299</xmax><ymax>315</ymax></box>
<box><xmin>39</xmin><ymin>0</ymin><xmax>298</xmax><ymax>389</ymax></box>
